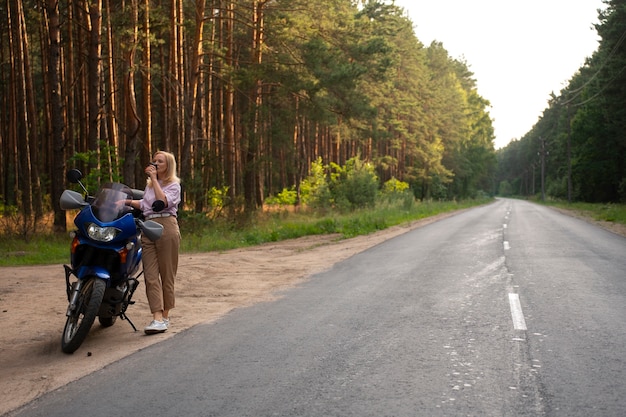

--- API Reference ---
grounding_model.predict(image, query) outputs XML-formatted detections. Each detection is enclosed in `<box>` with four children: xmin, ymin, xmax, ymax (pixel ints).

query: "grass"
<box><xmin>537</xmin><ymin>200</ymin><xmax>626</xmax><ymax>225</ymax></box>
<box><xmin>3</xmin><ymin>197</ymin><xmax>624</xmax><ymax>268</ymax></box>
<box><xmin>0</xmin><ymin>233</ymin><xmax>69</xmax><ymax>266</ymax></box>
<box><xmin>0</xmin><ymin>197</ymin><xmax>492</xmax><ymax>267</ymax></box>
<box><xmin>179</xmin><ymin>197</ymin><xmax>493</xmax><ymax>254</ymax></box>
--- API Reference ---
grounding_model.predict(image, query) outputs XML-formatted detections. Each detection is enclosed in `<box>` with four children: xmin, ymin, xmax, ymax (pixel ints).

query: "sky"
<box><xmin>392</xmin><ymin>0</ymin><xmax>605</xmax><ymax>149</ymax></box>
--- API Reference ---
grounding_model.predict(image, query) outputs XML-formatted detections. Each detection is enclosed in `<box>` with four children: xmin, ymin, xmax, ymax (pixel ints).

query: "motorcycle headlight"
<box><xmin>86</xmin><ymin>223</ymin><xmax>121</xmax><ymax>242</ymax></box>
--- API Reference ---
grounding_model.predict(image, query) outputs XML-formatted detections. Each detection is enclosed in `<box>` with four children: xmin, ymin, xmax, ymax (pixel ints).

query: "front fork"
<box><xmin>64</xmin><ymin>265</ymin><xmax>81</xmax><ymax>316</ymax></box>
<box><xmin>64</xmin><ymin>265</ymin><xmax>142</xmax><ymax>330</ymax></box>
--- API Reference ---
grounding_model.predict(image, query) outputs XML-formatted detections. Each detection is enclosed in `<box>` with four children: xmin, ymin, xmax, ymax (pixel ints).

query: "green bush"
<box><xmin>328</xmin><ymin>156</ymin><xmax>379</xmax><ymax>210</ymax></box>
<box><xmin>382</xmin><ymin>177</ymin><xmax>410</xmax><ymax>195</ymax></box>
<box><xmin>266</xmin><ymin>187</ymin><xmax>298</xmax><ymax>206</ymax></box>
<box><xmin>300</xmin><ymin>157</ymin><xmax>333</xmax><ymax>209</ymax></box>
<box><xmin>300</xmin><ymin>156</ymin><xmax>379</xmax><ymax>210</ymax></box>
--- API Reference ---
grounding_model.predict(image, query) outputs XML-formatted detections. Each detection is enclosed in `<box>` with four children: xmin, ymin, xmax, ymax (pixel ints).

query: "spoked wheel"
<box><xmin>61</xmin><ymin>277</ymin><xmax>106</xmax><ymax>354</ymax></box>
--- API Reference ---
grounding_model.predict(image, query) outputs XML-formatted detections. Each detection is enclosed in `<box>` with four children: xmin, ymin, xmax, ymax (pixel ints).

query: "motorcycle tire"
<box><xmin>61</xmin><ymin>277</ymin><xmax>106</xmax><ymax>354</ymax></box>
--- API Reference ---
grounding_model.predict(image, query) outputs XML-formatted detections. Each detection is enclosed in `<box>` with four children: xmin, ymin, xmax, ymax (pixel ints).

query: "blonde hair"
<box><xmin>147</xmin><ymin>151</ymin><xmax>180</xmax><ymax>187</ymax></box>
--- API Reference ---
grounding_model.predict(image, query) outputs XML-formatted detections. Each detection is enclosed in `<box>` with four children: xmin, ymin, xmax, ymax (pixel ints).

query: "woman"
<box><xmin>128</xmin><ymin>151</ymin><xmax>181</xmax><ymax>334</ymax></box>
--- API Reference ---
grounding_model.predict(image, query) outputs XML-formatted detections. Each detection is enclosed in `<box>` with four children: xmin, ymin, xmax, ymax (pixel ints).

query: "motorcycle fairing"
<box><xmin>75</xmin><ymin>265</ymin><xmax>112</xmax><ymax>282</ymax></box>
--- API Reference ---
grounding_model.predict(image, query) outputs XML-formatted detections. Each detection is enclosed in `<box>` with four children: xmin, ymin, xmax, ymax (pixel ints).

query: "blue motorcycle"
<box><xmin>59</xmin><ymin>169</ymin><xmax>164</xmax><ymax>354</ymax></box>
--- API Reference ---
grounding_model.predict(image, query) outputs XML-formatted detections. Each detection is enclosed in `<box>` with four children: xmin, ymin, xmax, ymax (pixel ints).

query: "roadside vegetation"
<box><xmin>3</xmin><ymin>154</ymin><xmax>624</xmax><ymax>268</ymax></box>
<box><xmin>0</xmin><ymin>197</ymin><xmax>491</xmax><ymax>268</ymax></box>
<box><xmin>495</xmin><ymin>3</ymin><xmax>626</xmax><ymax>204</ymax></box>
<box><xmin>1</xmin><ymin>158</ymin><xmax>494</xmax><ymax>267</ymax></box>
<box><xmin>3</xmin><ymin>1</ymin><xmax>497</xmax><ymax>236</ymax></box>
<box><xmin>3</xmin><ymin>195</ymin><xmax>624</xmax><ymax>268</ymax></box>
<box><xmin>538</xmin><ymin>200</ymin><xmax>626</xmax><ymax>225</ymax></box>
<box><xmin>179</xmin><ymin>197</ymin><xmax>490</xmax><ymax>253</ymax></box>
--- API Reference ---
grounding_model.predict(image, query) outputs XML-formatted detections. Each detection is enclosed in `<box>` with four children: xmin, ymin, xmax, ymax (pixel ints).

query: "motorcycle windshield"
<box><xmin>91</xmin><ymin>183</ymin><xmax>133</xmax><ymax>223</ymax></box>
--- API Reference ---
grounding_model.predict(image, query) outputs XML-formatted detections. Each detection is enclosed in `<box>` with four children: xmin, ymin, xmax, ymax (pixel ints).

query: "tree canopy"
<box><xmin>0</xmin><ymin>0</ymin><xmax>497</xmax><ymax>231</ymax></box>
<box><xmin>495</xmin><ymin>0</ymin><xmax>626</xmax><ymax>203</ymax></box>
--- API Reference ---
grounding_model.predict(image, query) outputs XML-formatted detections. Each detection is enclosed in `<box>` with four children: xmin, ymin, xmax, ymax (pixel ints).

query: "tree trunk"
<box><xmin>122</xmin><ymin>0</ymin><xmax>141</xmax><ymax>186</ymax></box>
<box><xmin>45</xmin><ymin>0</ymin><xmax>67</xmax><ymax>233</ymax></box>
<box><xmin>104</xmin><ymin>0</ymin><xmax>119</xmax><ymax>156</ymax></box>
<box><xmin>22</xmin><ymin>2</ymin><xmax>43</xmax><ymax>222</ymax></box>
<box><xmin>87</xmin><ymin>0</ymin><xmax>103</xmax><ymax>166</ymax></box>
<box><xmin>167</xmin><ymin>0</ymin><xmax>184</xmax><ymax>157</ymax></box>
<box><xmin>240</xmin><ymin>0</ymin><xmax>268</xmax><ymax>213</ymax></box>
<box><xmin>183</xmin><ymin>0</ymin><xmax>206</xmax><ymax>208</ymax></box>
<box><xmin>224</xmin><ymin>1</ymin><xmax>237</xmax><ymax>214</ymax></box>
<box><xmin>142</xmin><ymin>0</ymin><xmax>153</xmax><ymax>174</ymax></box>
<box><xmin>8</xmin><ymin>0</ymin><xmax>33</xmax><ymax>217</ymax></box>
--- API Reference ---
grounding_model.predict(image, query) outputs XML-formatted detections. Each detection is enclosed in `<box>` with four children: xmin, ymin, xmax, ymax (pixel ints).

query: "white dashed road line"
<box><xmin>508</xmin><ymin>293</ymin><xmax>527</xmax><ymax>331</ymax></box>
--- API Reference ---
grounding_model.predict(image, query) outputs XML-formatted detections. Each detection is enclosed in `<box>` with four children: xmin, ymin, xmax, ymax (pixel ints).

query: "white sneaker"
<box><xmin>144</xmin><ymin>320</ymin><xmax>167</xmax><ymax>335</ymax></box>
<box><xmin>163</xmin><ymin>317</ymin><xmax>170</xmax><ymax>327</ymax></box>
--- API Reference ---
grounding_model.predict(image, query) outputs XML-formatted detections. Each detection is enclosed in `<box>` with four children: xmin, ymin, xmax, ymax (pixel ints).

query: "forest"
<box><xmin>496</xmin><ymin>0</ymin><xmax>626</xmax><ymax>204</ymax></box>
<box><xmin>3</xmin><ymin>0</ymin><xmax>501</xmax><ymax>234</ymax></box>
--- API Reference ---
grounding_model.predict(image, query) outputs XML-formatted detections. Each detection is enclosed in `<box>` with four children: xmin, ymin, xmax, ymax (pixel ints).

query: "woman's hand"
<box><xmin>145</xmin><ymin>164</ymin><xmax>157</xmax><ymax>178</ymax></box>
<box><xmin>115</xmin><ymin>198</ymin><xmax>133</xmax><ymax>213</ymax></box>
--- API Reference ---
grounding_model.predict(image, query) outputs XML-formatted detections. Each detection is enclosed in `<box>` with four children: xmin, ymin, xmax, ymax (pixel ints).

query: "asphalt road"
<box><xmin>8</xmin><ymin>199</ymin><xmax>626</xmax><ymax>417</ymax></box>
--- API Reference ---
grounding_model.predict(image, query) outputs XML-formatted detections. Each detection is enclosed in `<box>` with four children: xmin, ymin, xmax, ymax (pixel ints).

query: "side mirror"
<box><xmin>60</xmin><ymin>189</ymin><xmax>88</xmax><ymax>210</ymax></box>
<box><xmin>152</xmin><ymin>200</ymin><xmax>166</xmax><ymax>212</ymax></box>
<box><xmin>139</xmin><ymin>220</ymin><xmax>164</xmax><ymax>241</ymax></box>
<box><xmin>131</xmin><ymin>189</ymin><xmax>144</xmax><ymax>200</ymax></box>
<box><xmin>66</xmin><ymin>169</ymin><xmax>83</xmax><ymax>184</ymax></box>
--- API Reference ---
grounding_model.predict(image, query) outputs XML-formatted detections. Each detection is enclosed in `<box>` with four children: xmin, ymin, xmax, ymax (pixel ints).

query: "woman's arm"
<box><xmin>150</xmin><ymin>178</ymin><xmax>168</xmax><ymax>207</ymax></box>
<box><xmin>146</xmin><ymin>166</ymin><xmax>168</xmax><ymax>207</ymax></box>
<box><xmin>126</xmin><ymin>199</ymin><xmax>139</xmax><ymax>209</ymax></box>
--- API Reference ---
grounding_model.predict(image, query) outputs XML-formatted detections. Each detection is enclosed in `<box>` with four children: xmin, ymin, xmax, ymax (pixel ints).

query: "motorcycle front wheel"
<box><xmin>61</xmin><ymin>277</ymin><xmax>106</xmax><ymax>354</ymax></box>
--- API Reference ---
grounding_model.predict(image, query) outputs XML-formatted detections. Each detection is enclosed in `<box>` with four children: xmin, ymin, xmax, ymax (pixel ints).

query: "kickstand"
<box><xmin>121</xmin><ymin>313</ymin><xmax>138</xmax><ymax>332</ymax></box>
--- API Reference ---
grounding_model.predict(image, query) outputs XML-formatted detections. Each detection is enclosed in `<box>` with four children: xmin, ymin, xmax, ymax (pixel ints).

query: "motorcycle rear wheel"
<box><xmin>61</xmin><ymin>277</ymin><xmax>106</xmax><ymax>354</ymax></box>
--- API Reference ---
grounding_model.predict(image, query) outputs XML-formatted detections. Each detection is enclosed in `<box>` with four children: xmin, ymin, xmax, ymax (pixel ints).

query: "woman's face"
<box><xmin>152</xmin><ymin>153</ymin><xmax>168</xmax><ymax>177</ymax></box>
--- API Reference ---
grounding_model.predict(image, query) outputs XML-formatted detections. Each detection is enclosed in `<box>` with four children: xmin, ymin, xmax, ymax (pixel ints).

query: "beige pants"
<box><xmin>141</xmin><ymin>216</ymin><xmax>180</xmax><ymax>314</ymax></box>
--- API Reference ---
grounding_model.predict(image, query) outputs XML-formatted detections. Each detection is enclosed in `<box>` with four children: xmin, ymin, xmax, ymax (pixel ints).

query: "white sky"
<box><xmin>392</xmin><ymin>0</ymin><xmax>604</xmax><ymax>149</ymax></box>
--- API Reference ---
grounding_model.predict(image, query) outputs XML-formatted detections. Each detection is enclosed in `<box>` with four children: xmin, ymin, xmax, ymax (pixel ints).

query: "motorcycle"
<box><xmin>59</xmin><ymin>169</ymin><xmax>164</xmax><ymax>354</ymax></box>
